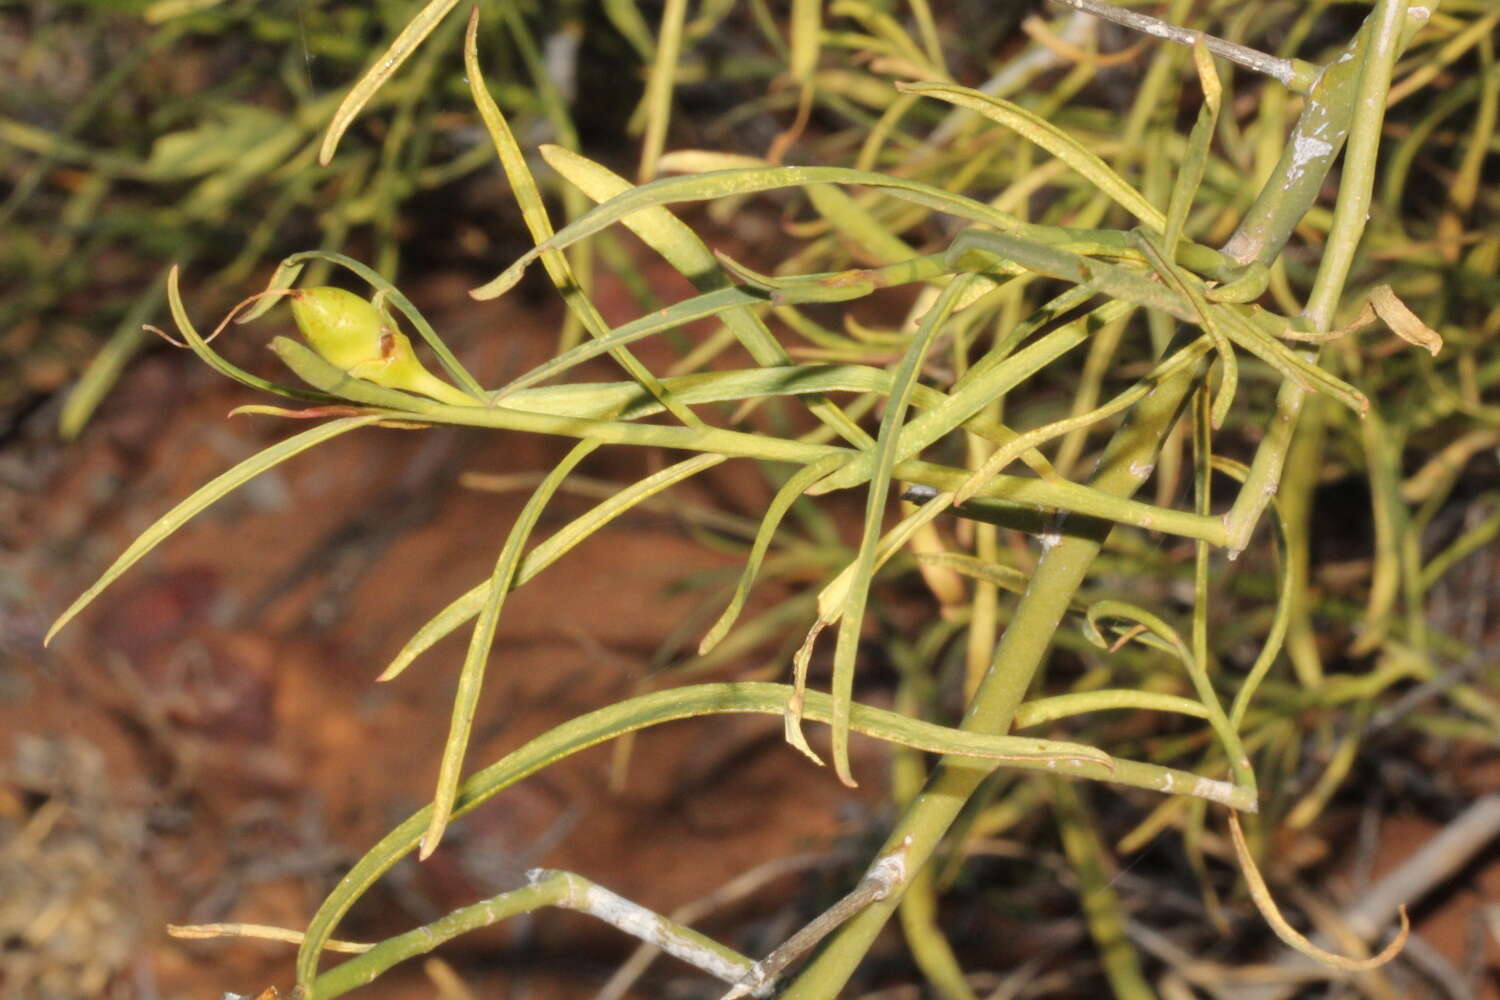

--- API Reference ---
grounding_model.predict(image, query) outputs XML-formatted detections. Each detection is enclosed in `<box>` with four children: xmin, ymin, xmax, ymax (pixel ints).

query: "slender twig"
<box><xmin>595</xmin><ymin>852</ymin><xmax>837</xmax><ymax>1000</ymax></box>
<box><xmin>1045</xmin><ymin>0</ymin><xmax>1318</xmax><ymax>91</ymax></box>
<box><xmin>313</xmin><ymin>869</ymin><xmax>761</xmax><ymax>1000</ymax></box>
<box><xmin>724</xmin><ymin>838</ymin><xmax>914</xmax><ymax>999</ymax></box>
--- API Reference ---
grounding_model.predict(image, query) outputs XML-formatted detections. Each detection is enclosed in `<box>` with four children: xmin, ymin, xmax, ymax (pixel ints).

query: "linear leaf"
<box><xmin>1163</xmin><ymin>41</ymin><xmax>1222</xmax><ymax>255</ymax></box>
<box><xmin>472</xmin><ymin>165</ymin><xmax>1038</xmax><ymax>299</ymax></box>
<box><xmin>318</xmin><ymin>0</ymin><xmax>462</xmax><ymax>165</ymax></box>
<box><xmin>497</xmin><ymin>287</ymin><xmax>767</xmax><ymax>397</ymax></box>
<box><xmin>812</xmin><ymin>289</ymin><xmax>1125</xmax><ymax>494</ymax></box>
<box><xmin>47</xmin><ymin>417</ymin><xmax>380</xmax><ymax>645</ymax></box>
<box><xmin>540</xmin><ymin>144</ymin><xmax>871</xmax><ymax>445</ymax></box>
<box><xmin>420</xmin><ymin>441</ymin><xmax>601</xmax><ymax>859</ymax></box>
<box><xmin>505</xmin><ymin>365</ymin><xmax>886</xmax><ymax>420</ymax></box>
<box><xmin>381</xmin><ymin>455</ymin><xmax>725</xmax><ymax>681</ymax></box>
<box><xmin>897</xmin><ymin>81</ymin><xmax>1164</xmax><ymax>231</ymax></box>
<box><xmin>464</xmin><ymin>9</ymin><xmax>700</xmax><ymax>428</ymax></box>
<box><xmin>827</xmin><ymin>275</ymin><xmax>975</xmax><ymax>785</ymax></box>
<box><xmin>699</xmin><ymin>456</ymin><xmax>845</xmax><ymax>656</ymax></box>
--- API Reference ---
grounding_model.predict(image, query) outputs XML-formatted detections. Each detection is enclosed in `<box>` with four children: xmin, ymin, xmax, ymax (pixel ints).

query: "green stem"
<box><xmin>1222</xmin><ymin>0</ymin><xmax>1413</xmax><ymax>553</ymax></box>
<box><xmin>1221</xmin><ymin>4</ymin><xmax>1430</xmax><ymax>268</ymax></box>
<box><xmin>781</xmin><ymin>352</ymin><xmax>1204</xmax><ymax>1000</ymax></box>
<box><xmin>1304</xmin><ymin>2</ymin><xmax>1416</xmax><ymax>328</ymax></box>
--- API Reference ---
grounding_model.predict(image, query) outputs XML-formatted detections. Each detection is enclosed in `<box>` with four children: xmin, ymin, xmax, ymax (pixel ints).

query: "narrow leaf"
<box><xmin>48</xmin><ymin>417</ymin><xmax>380</xmax><ymax>645</ymax></box>
<box><xmin>898</xmin><ymin>80</ymin><xmax>1165</xmax><ymax>231</ymax></box>
<box><xmin>699</xmin><ymin>456</ymin><xmax>844</xmax><ymax>655</ymax></box>
<box><xmin>828</xmin><ymin>276</ymin><xmax>975</xmax><ymax>786</ymax></box>
<box><xmin>540</xmin><ymin>144</ymin><xmax>872</xmax><ymax>447</ymax></box>
<box><xmin>421</xmin><ymin>441</ymin><xmax>601</xmax><ymax>860</ymax></box>
<box><xmin>464</xmin><ymin>9</ymin><xmax>700</xmax><ymax>428</ymax></box>
<box><xmin>319</xmin><ymin>0</ymin><xmax>463</xmax><ymax>165</ymax></box>
<box><xmin>1163</xmin><ymin>41</ymin><xmax>1222</xmax><ymax>256</ymax></box>
<box><xmin>381</xmin><ymin>456</ymin><xmax>725</xmax><ymax>681</ymax></box>
<box><xmin>471</xmin><ymin>165</ymin><xmax>1036</xmax><ymax>300</ymax></box>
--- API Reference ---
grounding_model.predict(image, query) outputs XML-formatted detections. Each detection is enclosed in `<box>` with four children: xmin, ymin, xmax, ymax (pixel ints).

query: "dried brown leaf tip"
<box><xmin>1229</xmin><ymin>813</ymin><xmax>1410</xmax><ymax>971</ymax></box>
<box><xmin>1368</xmin><ymin>284</ymin><xmax>1443</xmax><ymax>356</ymax></box>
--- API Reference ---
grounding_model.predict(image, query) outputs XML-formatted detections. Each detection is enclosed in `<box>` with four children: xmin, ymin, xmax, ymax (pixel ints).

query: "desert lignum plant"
<box><xmin>48</xmin><ymin>0</ymin><xmax>1500</xmax><ymax>997</ymax></box>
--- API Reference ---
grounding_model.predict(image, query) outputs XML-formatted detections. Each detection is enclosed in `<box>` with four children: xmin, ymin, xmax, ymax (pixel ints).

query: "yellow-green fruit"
<box><xmin>289</xmin><ymin>287</ymin><xmax>475</xmax><ymax>406</ymax></box>
<box><xmin>290</xmin><ymin>286</ymin><xmax>384</xmax><ymax>372</ymax></box>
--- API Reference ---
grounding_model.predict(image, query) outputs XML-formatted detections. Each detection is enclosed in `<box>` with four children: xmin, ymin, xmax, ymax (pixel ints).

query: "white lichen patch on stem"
<box><xmin>1193</xmin><ymin>774</ymin><xmax>1242</xmax><ymax>806</ymax></box>
<box><xmin>1286</xmin><ymin>134</ymin><xmax>1334</xmax><ymax>184</ymax></box>
<box><xmin>866</xmin><ymin>835</ymin><xmax>913</xmax><ymax>898</ymax></box>
<box><xmin>527</xmin><ymin>869</ymin><xmax>760</xmax><ymax>991</ymax></box>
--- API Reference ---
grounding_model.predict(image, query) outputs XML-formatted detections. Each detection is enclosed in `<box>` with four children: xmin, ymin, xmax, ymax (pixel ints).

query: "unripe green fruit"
<box><xmin>289</xmin><ymin>287</ymin><xmax>475</xmax><ymax>406</ymax></box>
<box><xmin>290</xmin><ymin>286</ymin><xmax>384</xmax><ymax>372</ymax></box>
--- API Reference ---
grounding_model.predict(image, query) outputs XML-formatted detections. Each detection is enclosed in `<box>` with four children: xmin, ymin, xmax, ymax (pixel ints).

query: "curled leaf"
<box><xmin>785</xmin><ymin>620</ymin><xmax>828</xmax><ymax>766</ymax></box>
<box><xmin>168</xmin><ymin>923</ymin><xmax>371</xmax><ymax>954</ymax></box>
<box><xmin>1229</xmin><ymin>813</ymin><xmax>1409</xmax><ymax>970</ymax></box>
<box><xmin>1368</xmin><ymin>284</ymin><xmax>1443</xmax><ymax>356</ymax></box>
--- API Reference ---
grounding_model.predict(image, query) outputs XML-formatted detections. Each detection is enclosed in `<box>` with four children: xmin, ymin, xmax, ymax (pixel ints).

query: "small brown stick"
<box><xmin>168</xmin><ymin>922</ymin><xmax>371</xmax><ymax>954</ymax></box>
<box><xmin>721</xmin><ymin>838</ymin><xmax>914</xmax><ymax>1000</ymax></box>
<box><xmin>594</xmin><ymin>852</ymin><xmax>836</xmax><ymax>1000</ymax></box>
